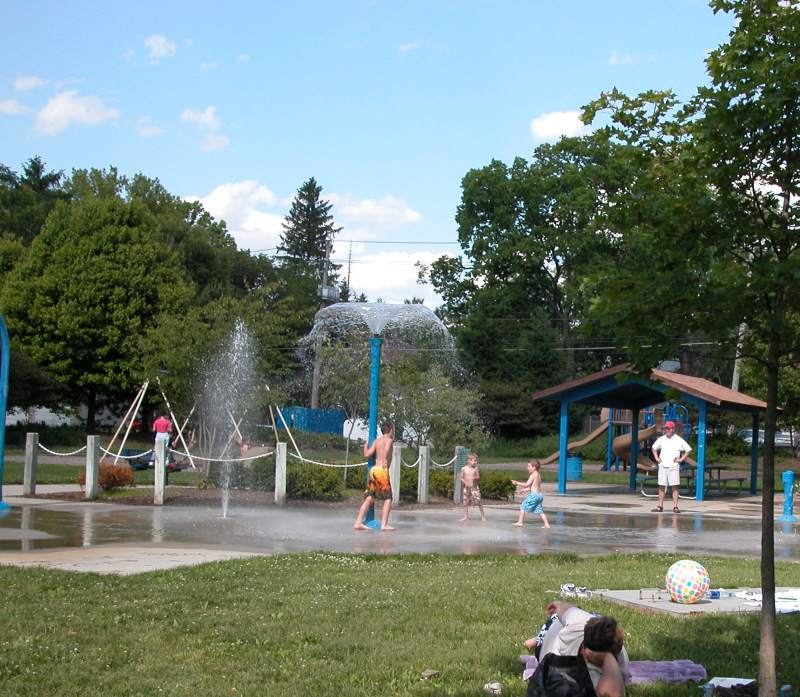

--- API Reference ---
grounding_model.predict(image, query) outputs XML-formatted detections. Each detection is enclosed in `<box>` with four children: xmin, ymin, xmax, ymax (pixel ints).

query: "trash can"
<box><xmin>566</xmin><ymin>455</ymin><xmax>583</xmax><ymax>481</ymax></box>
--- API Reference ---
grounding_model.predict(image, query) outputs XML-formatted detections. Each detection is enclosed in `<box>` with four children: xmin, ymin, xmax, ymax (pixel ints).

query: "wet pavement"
<box><xmin>0</xmin><ymin>481</ymin><xmax>798</xmax><ymax>574</ymax></box>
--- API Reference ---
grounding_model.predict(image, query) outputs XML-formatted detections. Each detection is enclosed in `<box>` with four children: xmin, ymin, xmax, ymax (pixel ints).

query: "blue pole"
<box><xmin>629</xmin><ymin>408</ymin><xmax>639</xmax><ymax>490</ymax></box>
<box><xmin>0</xmin><ymin>315</ymin><xmax>9</xmax><ymax>510</ymax></box>
<box><xmin>750</xmin><ymin>412</ymin><xmax>760</xmax><ymax>496</ymax></box>
<box><xmin>695</xmin><ymin>401</ymin><xmax>707</xmax><ymax>502</ymax></box>
<box><xmin>365</xmin><ymin>336</ymin><xmax>383</xmax><ymax>526</ymax></box>
<box><xmin>605</xmin><ymin>408</ymin><xmax>614</xmax><ymax>471</ymax></box>
<box><xmin>780</xmin><ymin>470</ymin><xmax>797</xmax><ymax>523</ymax></box>
<box><xmin>558</xmin><ymin>400</ymin><xmax>568</xmax><ymax>494</ymax></box>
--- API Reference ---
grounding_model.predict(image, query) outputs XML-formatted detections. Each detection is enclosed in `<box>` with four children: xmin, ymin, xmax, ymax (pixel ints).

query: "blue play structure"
<box><xmin>276</xmin><ymin>406</ymin><xmax>345</xmax><ymax>436</ymax></box>
<box><xmin>604</xmin><ymin>403</ymin><xmax>693</xmax><ymax>472</ymax></box>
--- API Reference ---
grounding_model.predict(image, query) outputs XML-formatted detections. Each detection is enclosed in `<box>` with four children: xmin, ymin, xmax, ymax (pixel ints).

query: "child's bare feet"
<box><xmin>543</xmin><ymin>523</ymin><xmax>551</xmax><ymax>529</ymax></box>
<box><xmin>380</xmin><ymin>525</ymin><xmax>396</xmax><ymax>531</ymax></box>
<box><xmin>353</xmin><ymin>522</ymin><xmax>368</xmax><ymax>530</ymax></box>
<box><xmin>480</xmin><ymin>516</ymin><xmax>487</xmax><ymax>521</ymax></box>
<box><xmin>459</xmin><ymin>516</ymin><xmax>468</xmax><ymax>521</ymax></box>
<box><xmin>512</xmin><ymin>522</ymin><xmax>524</xmax><ymax>527</ymax></box>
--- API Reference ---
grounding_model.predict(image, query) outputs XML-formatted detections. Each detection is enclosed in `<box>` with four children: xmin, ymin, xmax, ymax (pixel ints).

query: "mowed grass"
<box><xmin>0</xmin><ymin>553</ymin><xmax>798</xmax><ymax>696</ymax></box>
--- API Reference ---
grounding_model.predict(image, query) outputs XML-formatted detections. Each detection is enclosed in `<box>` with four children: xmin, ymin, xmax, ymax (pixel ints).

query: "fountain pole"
<box><xmin>365</xmin><ymin>335</ymin><xmax>384</xmax><ymax>527</ymax></box>
<box><xmin>0</xmin><ymin>315</ymin><xmax>10</xmax><ymax>510</ymax></box>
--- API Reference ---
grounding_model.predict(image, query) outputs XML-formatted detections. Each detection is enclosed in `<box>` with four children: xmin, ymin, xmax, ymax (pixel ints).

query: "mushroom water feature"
<box><xmin>307</xmin><ymin>302</ymin><xmax>454</xmax><ymax>527</ymax></box>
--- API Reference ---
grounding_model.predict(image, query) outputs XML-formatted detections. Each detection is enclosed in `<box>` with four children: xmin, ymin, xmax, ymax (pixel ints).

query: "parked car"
<box><xmin>737</xmin><ymin>428</ymin><xmax>796</xmax><ymax>448</ymax></box>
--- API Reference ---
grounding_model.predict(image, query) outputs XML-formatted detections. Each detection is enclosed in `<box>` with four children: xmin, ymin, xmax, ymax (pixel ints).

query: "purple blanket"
<box><xmin>519</xmin><ymin>656</ymin><xmax>706</xmax><ymax>685</ymax></box>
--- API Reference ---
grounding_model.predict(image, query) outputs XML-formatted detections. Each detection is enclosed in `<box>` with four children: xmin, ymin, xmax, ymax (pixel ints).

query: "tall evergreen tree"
<box><xmin>277</xmin><ymin>177</ymin><xmax>341</xmax><ymax>284</ymax></box>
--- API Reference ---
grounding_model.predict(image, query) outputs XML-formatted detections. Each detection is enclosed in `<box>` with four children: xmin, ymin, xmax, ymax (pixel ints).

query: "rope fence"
<box><xmin>431</xmin><ymin>455</ymin><xmax>457</xmax><ymax>469</ymax></box>
<box><xmin>98</xmin><ymin>447</ymin><xmax>154</xmax><ymax>459</ymax></box>
<box><xmin>401</xmin><ymin>456</ymin><xmax>421</xmax><ymax>468</ymax></box>
<box><xmin>38</xmin><ymin>443</ymin><xmax>87</xmax><ymax>457</ymax></box>
<box><xmin>168</xmin><ymin>448</ymin><xmax>274</xmax><ymax>464</ymax></box>
<box><xmin>288</xmin><ymin>452</ymin><xmax>367</xmax><ymax>469</ymax></box>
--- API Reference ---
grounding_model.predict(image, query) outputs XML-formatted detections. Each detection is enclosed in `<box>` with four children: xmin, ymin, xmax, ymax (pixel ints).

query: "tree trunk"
<box><xmin>86</xmin><ymin>388</ymin><xmax>96</xmax><ymax>434</ymax></box>
<box><xmin>758</xmin><ymin>337</ymin><xmax>779</xmax><ymax>697</ymax></box>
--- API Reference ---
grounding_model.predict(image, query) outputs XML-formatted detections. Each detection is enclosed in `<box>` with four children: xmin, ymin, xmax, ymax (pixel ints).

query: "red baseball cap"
<box><xmin>664</xmin><ymin>421</ymin><xmax>676</xmax><ymax>429</ymax></box>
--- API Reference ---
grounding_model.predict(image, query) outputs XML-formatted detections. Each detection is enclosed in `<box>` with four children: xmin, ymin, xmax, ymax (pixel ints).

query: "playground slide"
<box><xmin>612</xmin><ymin>424</ymin><xmax>658</xmax><ymax>472</ymax></box>
<box><xmin>539</xmin><ymin>421</ymin><xmax>610</xmax><ymax>466</ymax></box>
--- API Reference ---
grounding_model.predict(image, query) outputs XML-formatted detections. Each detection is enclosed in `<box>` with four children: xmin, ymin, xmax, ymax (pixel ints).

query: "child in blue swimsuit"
<box><xmin>512</xmin><ymin>460</ymin><xmax>550</xmax><ymax>528</ymax></box>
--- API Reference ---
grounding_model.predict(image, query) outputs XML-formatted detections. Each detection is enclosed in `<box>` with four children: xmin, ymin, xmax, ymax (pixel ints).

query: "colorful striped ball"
<box><xmin>666</xmin><ymin>559</ymin><xmax>710</xmax><ymax>604</ymax></box>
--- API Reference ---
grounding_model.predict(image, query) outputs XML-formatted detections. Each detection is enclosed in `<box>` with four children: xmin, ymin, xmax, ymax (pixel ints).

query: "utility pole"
<box><xmin>310</xmin><ymin>239</ymin><xmax>332</xmax><ymax>409</ymax></box>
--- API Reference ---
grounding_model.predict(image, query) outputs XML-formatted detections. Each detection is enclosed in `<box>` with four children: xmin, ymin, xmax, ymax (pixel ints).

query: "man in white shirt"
<box><xmin>651</xmin><ymin>420</ymin><xmax>692</xmax><ymax>513</ymax></box>
<box><xmin>525</xmin><ymin>601</ymin><xmax>629</xmax><ymax>697</ymax></box>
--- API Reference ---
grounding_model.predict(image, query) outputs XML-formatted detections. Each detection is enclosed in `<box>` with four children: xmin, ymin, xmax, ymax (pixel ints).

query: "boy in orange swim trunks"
<box><xmin>354</xmin><ymin>421</ymin><xmax>395</xmax><ymax>531</ymax></box>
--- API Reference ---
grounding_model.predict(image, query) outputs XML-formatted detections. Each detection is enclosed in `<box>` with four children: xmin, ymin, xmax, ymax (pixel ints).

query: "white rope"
<box><xmin>288</xmin><ymin>452</ymin><xmax>368</xmax><ymax>469</ymax></box>
<box><xmin>99</xmin><ymin>447</ymin><xmax>153</xmax><ymax>459</ymax></box>
<box><xmin>401</xmin><ymin>456</ymin><xmax>421</xmax><ymax>468</ymax></box>
<box><xmin>168</xmin><ymin>449</ymin><xmax>274</xmax><ymax>464</ymax></box>
<box><xmin>431</xmin><ymin>455</ymin><xmax>457</xmax><ymax>468</ymax></box>
<box><xmin>38</xmin><ymin>443</ymin><xmax>87</xmax><ymax>457</ymax></box>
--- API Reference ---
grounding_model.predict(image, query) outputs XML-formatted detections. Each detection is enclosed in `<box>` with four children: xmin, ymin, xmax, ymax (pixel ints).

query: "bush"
<box><xmin>478</xmin><ymin>471</ymin><xmax>515</xmax><ymax>500</ymax></box>
<box><xmin>77</xmin><ymin>462</ymin><xmax>134</xmax><ymax>491</ymax></box>
<box><xmin>430</xmin><ymin>469</ymin><xmax>454</xmax><ymax>499</ymax></box>
<box><xmin>207</xmin><ymin>457</ymin><xmax>275</xmax><ymax>491</ymax></box>
<box><xmin>287</xmin><ymin>464</ymin><xmax>344</xmax><ymax>501</ymax></box>
<box><xmin>6</xmin><ymin>423</ymin><xmax>86</xmax><ymax>448</ymax></box>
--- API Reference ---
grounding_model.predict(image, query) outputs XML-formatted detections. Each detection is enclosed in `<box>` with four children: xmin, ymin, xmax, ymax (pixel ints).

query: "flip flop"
<box><xmin>651</xmin><ymin>506</ymin><xmax>663</xmax><ymax>512</ymax></box>
<box><xmin>673</xmin><ymin>507</ymin><xmax>681</xmax><ymax>513</ymax></box>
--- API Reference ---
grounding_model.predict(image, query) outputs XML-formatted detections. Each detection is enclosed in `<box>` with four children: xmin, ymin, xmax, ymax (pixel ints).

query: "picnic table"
<box><xmin>684</xmin><ymin>464</ymin><xmax>747</xmax><ymax>494</ymax></box>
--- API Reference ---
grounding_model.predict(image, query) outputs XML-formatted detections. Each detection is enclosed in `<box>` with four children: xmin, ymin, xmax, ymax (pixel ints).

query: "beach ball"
<box><xmin>666</xmin><ymin>559</ymin><xmax>710</xmax><ymax>604</ymax></box>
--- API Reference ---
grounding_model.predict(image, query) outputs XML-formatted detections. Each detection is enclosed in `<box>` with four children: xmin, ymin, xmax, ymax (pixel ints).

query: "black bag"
<box><xmin>525</xmin><ymin>653</ymin><xmax>597</xmax><ymax>697</ymax></box>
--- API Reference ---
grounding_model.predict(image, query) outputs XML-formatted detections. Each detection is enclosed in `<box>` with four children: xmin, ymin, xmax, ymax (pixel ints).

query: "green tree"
<box><xmin>582</xmin><ymin>2</ymin><xmax>800</xmax><ymax>690</ymax></box>
<box><xmin>0</xmin><ymin>196</ymin><xmax>191</xmax><ymax>431</ymax></box>
<box><xmin>382</xmin><ymin>359</ymin><xmax>487</xmax><ymax>452</ymax></box>
<box><xmin>0</xmin><ymin>157</ymin><xmax>68</xmax><ymax>244</ymax></box>
<box><xmin>277</xmin><ymin>177</ymin><xmax>341</xmax><ymax>285</ymax></box>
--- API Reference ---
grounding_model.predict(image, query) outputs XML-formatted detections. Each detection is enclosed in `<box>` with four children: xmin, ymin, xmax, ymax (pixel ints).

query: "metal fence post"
<box><xmin>84</xmin><ymin>435</ymin><xmax>99</xmax><ymax>500</ymax></box>
<box><xmin>153</xmin><ymin>439</ymin><xmax>166</xmax><ymax>505</ymax></box>
<box><xmin>275</xmin><ymin>442</ymin><xmax>287</xmax><ymax>505</ymax></box>
<box><xmin>23</xmin><ymin>432</ymin><xmax>39</xmax><ymax>496</ymax></box>
<box><xmin>418</xmin><ymin>445</ymin><xmax>429</xmax><ymax>504</ymax></box>
<box><xmin>391</xmin><ymin>444</ymin><xmax>401</xmax><ymax>506</ymax></box>
<box><xmin>453</xmin><ymin>445</ymin><xmax>467</xmax><ymax>504</ymax></box>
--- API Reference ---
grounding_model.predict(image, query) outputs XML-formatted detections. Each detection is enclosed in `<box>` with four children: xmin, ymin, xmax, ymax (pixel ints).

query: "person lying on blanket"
<box><xmin>525</xmin><ymin>601</ymin><xmax>630</xmax><ymax>697</ymax></box>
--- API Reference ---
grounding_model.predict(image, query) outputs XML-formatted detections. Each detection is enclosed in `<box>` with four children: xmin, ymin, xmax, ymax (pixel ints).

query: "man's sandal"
<box><xmin>651</xmin><ymin>506</ymin><xmax>663</xmax><ymax>512</ymax></box>
<box><xmin>673</xmin><ymin>507</ymin><xmax>681</xmax><ymax>513</ymax></box>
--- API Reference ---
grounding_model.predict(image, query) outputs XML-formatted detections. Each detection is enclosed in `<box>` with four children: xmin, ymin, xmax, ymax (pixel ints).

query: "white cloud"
<box><xmin>339</xmin><ymin>249</ymin><xmax>445</xmax><ymax>305</ymax></box>
<box><xmin>200</xmin><ymin>61</ymin><xmax>219</xmax><ymax>71</ymax></box>
<box><xmin>609</xmin><ymin>48</ymin><xmax>656</xmax><ymax>66</ymax></box>
<box><xmin>181</xmin><ymin>106</ymin><xmax>229</xmax><ymax>150</ymax></box>
<box><xmin>399</xmin><ymin>40</ymin><xmax>423</xmax><ymax>53</ymax></box>
<box><xmin>144</xmin><ymin>34</ymin><xmax>177</xmax><ymax>61</ymax></box>
<box><xmin>137</xmin><ymin>116</ymin><xmax>163</xmax><ymax>137</ymax></box>
<box><xmin>181</xmin><ymin>106</ymin><xmax>221</xmax><ymax>130</ymax></box>
<box><xmin>201</xmin><ymin>133</ymin><xmax>230</xmax><ymax>151</ymax></box>
<box><xmin>14</xmin><ymin>75</ymin><xmax>47</xmax><ymax>91</ymax></box>
<box><xmin>122</xmin><ymin>48</ymin><xmax>135</xmax><ymax>62</ymax></box>
<box><xmin>189</xmin><ymin>180</ymin><xmax>282</xmax><ymax>251</ymax></box>
<box><xmin>530</xmin><ymin>110</ymin><xmax>589</xmax><ymax>142</ymax></box>
<box><xmin>329</xmin><ymin>194</ymin><xmax>422</xmax><ymax>229</ymax></box>
<box><xmin>36</xmin><ymin>91</ymin><xmax>119</xmax><ymax>134</ymax></box>
<box><xmin>0</xmin><ymin>99</ymin><xmax>29</xmax><ymax>115</ymax></box>
<box><xmin>237</xmin><ymin>53</ymin><xmax>251</xmax><ymax>63</ymax></box>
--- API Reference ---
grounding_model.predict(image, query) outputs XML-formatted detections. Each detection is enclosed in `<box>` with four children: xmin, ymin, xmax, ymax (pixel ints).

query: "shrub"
<box><xmin>77</xmin><ymin>462</ymin><xmax>134</xmax><ymax>491</ymax></box>
<box><xmin>207</xmin><ymin>456</ymin><xmax>276</xmax><ymax>491</ymax></box>
<box><xmin>287</xmin><ymin>464</ymin><xmax>344</xmax><ymax>500</ymax></box>
<box><xmin>478</xmin><ymin>471</ymin><xmax>515</xmax><ymax>500</ymax></box>
<box><xmin>429</xmin><ymin>469</ymin><xmax>454</xmax><ymax>499</ymax></box>
<box><xmin>344</xmin><ymin>465</ymin><xmax>367</xmax><ymax>489</ymax></box>
<box><xmin>7</xmin><ymin>423</ymin><xmax>86</xmax><ymax>448</ymax></box>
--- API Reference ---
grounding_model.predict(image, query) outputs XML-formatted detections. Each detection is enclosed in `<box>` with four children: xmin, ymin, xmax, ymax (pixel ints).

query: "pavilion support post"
<box><xmin>558</xmin><ymin>401</ymin><xmax>568</xmax><ymax>494</ymax></box>
<box><xmin>629</xmin><ymin>409</ymin><xmax>639</xmax><ymax>490</ymax></box>
<box><xmin>605</xmin><ymin>408</ymin><xmax>615</xmax><ymax>471</ymax></box>
<box><xmin>750</xmin><ymin>412</ymin><xmax>760</xmax><ymax>496</ymax></box>
<box><xmin>695</xmin><ymin>401</ymin><xmax>707</xmax><ymax>502</ymax></box>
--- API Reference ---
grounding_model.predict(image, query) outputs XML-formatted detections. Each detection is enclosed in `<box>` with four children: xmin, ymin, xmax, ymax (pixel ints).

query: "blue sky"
<box><xmin>1</xmin><ymin>1</ymin><xmax>733</xmax><ymax>305</ymax></box>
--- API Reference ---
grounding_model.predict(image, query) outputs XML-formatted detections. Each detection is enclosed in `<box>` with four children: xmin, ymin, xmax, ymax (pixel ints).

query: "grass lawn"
<box><xmin>0</xmin><ymin>461</ymin><xmax>204</xmax><ymax>488</ymax></box>
<box><xmin>0</xmin><ymin>553</ymin><xmax>798</xmax><ymax>696</ymax></box>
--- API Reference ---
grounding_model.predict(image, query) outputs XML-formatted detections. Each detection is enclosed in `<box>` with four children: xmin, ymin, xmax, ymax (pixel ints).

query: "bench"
<box><xmin>708</xmin><ymin>475</ymin><xmax>747</xmax><ymax>494</ymax></box>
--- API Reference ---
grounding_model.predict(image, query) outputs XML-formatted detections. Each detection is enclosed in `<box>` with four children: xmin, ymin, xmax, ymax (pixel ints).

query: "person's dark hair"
<box><xmin>583</xmin><ymin>616</ymin><xmax>621</xmax><ymax>653</ymax></box>
<box><xmin>380</xmin><ymin>421</ymin><xmax>393</xmax><ymax>435</ymax></box>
